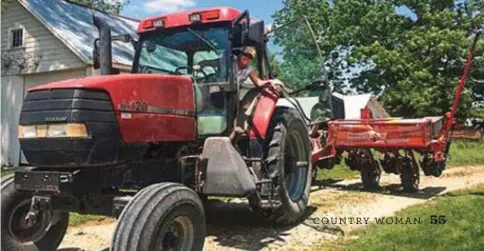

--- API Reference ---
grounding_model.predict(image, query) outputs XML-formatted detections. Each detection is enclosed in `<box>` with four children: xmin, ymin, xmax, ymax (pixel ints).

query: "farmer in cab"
<box><xmin>230</xmin><ymin>46</ymin><xmax>284</xmax><ymax>143</ymax></box>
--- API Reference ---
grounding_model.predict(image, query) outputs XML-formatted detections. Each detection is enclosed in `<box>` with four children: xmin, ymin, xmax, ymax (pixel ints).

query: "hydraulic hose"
<box><xmin>277</xmin><ymin>86</ymin><xmax>313</xmax><ymax>124</ymax></box>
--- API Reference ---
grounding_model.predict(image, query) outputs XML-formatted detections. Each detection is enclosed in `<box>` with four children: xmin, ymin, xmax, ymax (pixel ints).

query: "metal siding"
<box><xmin>1</xmin><ymin>75</ymin><xmax>24</xmax><ymax>167</ymax></box>
<box><xmin>0</xmin><ymin>69</ymin><xmax>86</xmax><ymax>167</ymax></box>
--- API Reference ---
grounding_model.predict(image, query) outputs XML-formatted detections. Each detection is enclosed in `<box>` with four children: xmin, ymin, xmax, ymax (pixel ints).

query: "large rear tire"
<box><xmin>250</xmin><ymin>107</ymin><xmax>312</xmax><ymax>224</ymax></box>
<box><xmin>111</xmin><ymin>183</ymin><xmax>206</xmax><ymax>251</ymax></box>
<box><xmin>1</xmin><ymin>174</ymin><xmax>69</xmax><ymax>251</ymax></box>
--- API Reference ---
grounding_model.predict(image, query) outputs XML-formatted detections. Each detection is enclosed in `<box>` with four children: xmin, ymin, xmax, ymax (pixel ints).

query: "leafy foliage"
<box><xmin>269</xmin><ymin>18</ymin><xmax>326</xmax><ymax>93</ymax></box>
<box><xmin>272</xmin><ymin>0</ymin><xmax>483</xmax><ymax>118</ymax></box>
<box><xmin>70</xmin><ymin>0</ymin><xmax>129</xmax><ymax>14</ymax></box>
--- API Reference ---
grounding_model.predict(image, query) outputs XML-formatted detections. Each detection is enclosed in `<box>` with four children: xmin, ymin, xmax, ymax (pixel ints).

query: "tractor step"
<box><xmin>256</xmin><ymin>179</ymin><xmax>274</xmax><ymax>197</ymax></box>
<box><xmin>243</xmin><ymin>157</ymin><xmax>263</xmax><ymax>162</ymax></box>
<box><xmin>112</xmin><ymin>195</ymin><xmax>133</xmax><ymax>218</ymax></box>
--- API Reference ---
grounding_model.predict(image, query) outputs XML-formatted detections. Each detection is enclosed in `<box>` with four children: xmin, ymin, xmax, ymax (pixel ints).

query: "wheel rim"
<box><xmin>7</xmin><ymin>199</ymin><xmax>48</xmax><ymax>243</ymax></box>
<box><xmin>159</xmin><ymin>216</ymin><xmax>194</xmax><ymax>251</ymax></box>
<box><xmin>284</xmin><ymin>130</ymin><xmax>308</xmax><ymax>202</ymax></box>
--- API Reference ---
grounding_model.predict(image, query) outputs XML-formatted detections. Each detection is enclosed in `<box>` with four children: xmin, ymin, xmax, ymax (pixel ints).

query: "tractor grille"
<box><xmin>20</xmin><ymin>89</ymin><xmax>115</xmax><ymax>124</ymax></box>
<box><xmin>19</xmin><ymin>88</ymin><xmax>122</xmax><ymax>168</ymax></box>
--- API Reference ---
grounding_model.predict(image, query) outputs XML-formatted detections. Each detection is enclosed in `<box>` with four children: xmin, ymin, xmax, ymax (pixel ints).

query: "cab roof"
<box><xmin>137</xmin><ymin>7</ymin><xmax>242</xmax><ymax>33</ymax></box>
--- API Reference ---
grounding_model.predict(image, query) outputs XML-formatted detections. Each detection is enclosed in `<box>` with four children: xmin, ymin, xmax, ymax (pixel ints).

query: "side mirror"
<box><xmin>111</xmin><ymin>34</ymin><xmax>131</xmax><ymax>43</ymax></box>
<box><xmin>112</xmin><ymin>34</ymin><xmax>138</xmax><ymax>48</ymax></box>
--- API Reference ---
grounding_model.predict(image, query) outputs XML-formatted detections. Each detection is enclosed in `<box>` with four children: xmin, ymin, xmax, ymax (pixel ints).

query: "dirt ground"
<box><xmin>57</xmin><ymin>165</ymin><xmax>484</xmax><ymax>251</ymax></box>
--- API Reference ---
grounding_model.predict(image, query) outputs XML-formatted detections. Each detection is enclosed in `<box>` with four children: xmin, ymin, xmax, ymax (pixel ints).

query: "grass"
<box><xmin>446</xmin><ymin>140</ymin><xmax>484</xmax><ymax>167</ymax></box>
<box><xmin>316</xmin><ymin>162</ymin><xmax>360</xmax><ymax>180</ymax></box>
<box><xmin>316</xmin><ymin>184</ymin><xmax>484</xmax><ymax>251</ymax></box>
<box><xmin>0</xmin><ymin>168</ymin><xmax>12</xmax><ymax>177</ymax></box>
<box><xmin>68</xmin><ymin>213</ymin><xmax>110</xmax><ymax>226</ymax></box>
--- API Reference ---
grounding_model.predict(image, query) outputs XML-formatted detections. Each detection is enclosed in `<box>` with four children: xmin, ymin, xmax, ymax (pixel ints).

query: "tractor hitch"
<box><xmin>24</xmin><ymin>195</ymin><xmax>53</xmax><ymax>230</ymax></box>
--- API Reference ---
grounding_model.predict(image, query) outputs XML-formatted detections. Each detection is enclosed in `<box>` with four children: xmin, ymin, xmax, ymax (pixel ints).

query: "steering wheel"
<box><xmin>174</xmin><ymin>65</ymin><xmax>214</xmax><ymax>83</ymax></box>
<box><xmin>195</xmin><ymin>68</ymin><xmax>209</xmax><ymax>80</ymax></box>
<box><xmin>174</xmin><ymin>66</ymin><xmax>189</xmax><ymax>75</ymax></box>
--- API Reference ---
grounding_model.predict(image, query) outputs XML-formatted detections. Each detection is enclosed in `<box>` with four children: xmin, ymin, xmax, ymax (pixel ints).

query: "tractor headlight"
<box><xmin>66</xmin><ymin>123</ymin><xmax>89</xmax><ymax>138</ymax></box>
<box><xmin>19</xmin><ymin>125</ymin><xmax>36</xmax><ymax>138</ymax></box>
<box><xmin>47</xmin><ymin>124</ymin><xmax>67</xmax><ymax>137</ymax></box>
<box><xmin>19</xmin><ymin>123</ymin><xmax>88</xmax><ymax>138</ymax></box>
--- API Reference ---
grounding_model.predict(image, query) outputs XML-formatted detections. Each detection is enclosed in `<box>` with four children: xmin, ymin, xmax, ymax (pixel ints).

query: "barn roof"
<box><xmin>17</xmin><ymin>0</ymin><xmax>139</xmax><ymax>68</ymax></box>
<box><xmin>333</xmin><ymin>92</ymin><xmax>390</xmax><ymax>119</ymax></box>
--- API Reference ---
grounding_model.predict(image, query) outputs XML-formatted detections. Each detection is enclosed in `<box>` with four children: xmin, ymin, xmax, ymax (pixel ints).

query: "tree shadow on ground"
<box><xmin>204</xmin><ymin>199</ymin><xmax>320</xmax><ymax>250</ymax></box>
<box><xmin>310</xmin><ymin>178</ymin><xmax>344</xmax><ymax>192</ymax></box>
<box><xmin>58</xmin><ymin>247</ymin><xmax>109</xmax><ymax>251</ymax></box>
<box><xmin>325</xmin><ymin>181</ymin><xmax>447</xmax><ymax>200</ymax></box>
<box><xmin>59</xmin><ymin>247</ymin><xmax>110</xmax><ymax>251</ymax></box>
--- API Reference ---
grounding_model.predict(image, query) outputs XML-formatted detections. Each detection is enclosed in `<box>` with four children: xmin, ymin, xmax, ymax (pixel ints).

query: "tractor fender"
<box><xmin>248</xmin><ymin>88</ymin><xmax>280</xmax><ymax>139</ymax></box>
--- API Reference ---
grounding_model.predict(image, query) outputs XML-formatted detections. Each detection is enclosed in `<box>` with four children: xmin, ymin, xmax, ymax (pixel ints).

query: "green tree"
<box><xmin>71</xmin><ymin>0</ymin><xmax>129</xmax><ymax>14</ymax></box>
<box><xmin>267</xmin><ymin>50</ymin><xmax>282</xmax><ymax>76</ymax></box>
<box><xmin>272</xmin><ymin>0</ymin><xmax>483</xmax><ymax>119</ymax></box>
<box><xmin>269</xmin><ymin>18</ymin><xmax>326</xmax><ymax>91</ymax></box>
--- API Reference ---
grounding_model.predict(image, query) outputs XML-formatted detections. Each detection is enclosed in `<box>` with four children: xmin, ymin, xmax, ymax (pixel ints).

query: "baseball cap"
<box><xmin>242</xmin><ymin>46</ymin><xmax>256</xmax><ymax>59</ymax></box>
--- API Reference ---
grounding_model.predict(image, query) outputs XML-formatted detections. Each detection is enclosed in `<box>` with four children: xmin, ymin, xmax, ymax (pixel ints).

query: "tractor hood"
<box><xmin>29</xmin><ymin>74</ymin><xmax>196</xmax><ymax>116</ymax></box>
<box><xmin>20</xmin><ymin>74</ymin><xmax>197</xmax><ymax>167</ymax></box>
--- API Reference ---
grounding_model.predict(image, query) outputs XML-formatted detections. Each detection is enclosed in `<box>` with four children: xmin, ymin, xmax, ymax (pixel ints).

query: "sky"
<box><xmin>121</xmin><ymin>0</ymin><xmax>284</xmax><ymax>23</ymax></box>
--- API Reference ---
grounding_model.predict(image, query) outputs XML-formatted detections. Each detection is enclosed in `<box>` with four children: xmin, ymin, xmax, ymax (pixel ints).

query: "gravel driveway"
<box><xmin>58</xmin><ymin>165</ymin><xmax>484</xmax><ymax>251</ymax></box>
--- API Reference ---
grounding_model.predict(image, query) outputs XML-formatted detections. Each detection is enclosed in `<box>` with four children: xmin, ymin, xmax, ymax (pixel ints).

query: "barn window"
<box><xmin>11</xmin><ymin>28</ymin><xmax>24</xmax><ymax>48</ymax></box>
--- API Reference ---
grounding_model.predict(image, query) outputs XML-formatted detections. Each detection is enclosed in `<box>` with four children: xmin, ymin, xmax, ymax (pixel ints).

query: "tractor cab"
<box><xmin>93</xmin><ymin>7</ymin><xmax>329</xmax><ymax>139</ymax></box>
<box><xmin>114</xmin><ymin>8</ymin><xmax>270</xmax><ymax>136</ymax></box>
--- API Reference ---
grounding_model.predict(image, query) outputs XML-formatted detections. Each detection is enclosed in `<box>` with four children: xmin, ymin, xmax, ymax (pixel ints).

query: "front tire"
<box><xmin>1</xmin><ymin>174</ymin><xmax>69</xmax><ymax>251</ymax></box>
<box><xmin>111</xmin><ymin>183</ymin><xmax>206</xmax><ymax>251</ymax></box>
<box><xmin>250</xmin><ymin>107</ymin><xmax>312</xmax><ymax>224</ymax></box>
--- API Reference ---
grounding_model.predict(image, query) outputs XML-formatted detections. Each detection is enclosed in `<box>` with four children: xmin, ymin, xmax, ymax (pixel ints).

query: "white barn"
<box><xmin>1</xmin><ymin>0</ymin><xmax>139</xmax><ymax>167</ymax></box>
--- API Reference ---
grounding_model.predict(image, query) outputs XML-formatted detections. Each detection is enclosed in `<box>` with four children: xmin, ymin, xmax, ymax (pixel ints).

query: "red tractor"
<box><xmin>1</xmin><ymin>7</ymin><xmax>327</xmax><ymax>251</ymax></box>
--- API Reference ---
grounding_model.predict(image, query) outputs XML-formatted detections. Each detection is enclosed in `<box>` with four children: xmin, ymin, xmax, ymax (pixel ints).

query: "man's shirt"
<box><xmin>237</xmin><ymin>65</ymin><xmax>253</xmax><ymax>88</ymax></box>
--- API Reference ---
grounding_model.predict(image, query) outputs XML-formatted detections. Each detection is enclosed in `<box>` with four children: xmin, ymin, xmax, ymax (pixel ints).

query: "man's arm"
<box><xmin>248</xmin><ymin>70</ymin><xmax>266</xmax><ymax>88</ymax></box>
<box><xmin>248</xmin><ymin>69</ymin><xmax>284</xmax><ymax>89</ymax></box>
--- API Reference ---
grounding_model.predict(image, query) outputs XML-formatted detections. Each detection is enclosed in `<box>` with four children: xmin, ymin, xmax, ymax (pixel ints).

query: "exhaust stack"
<box><xmin>93</xmin><ymin>14</ymin><xmax>113</xmax><ymax>75</ymax></box>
